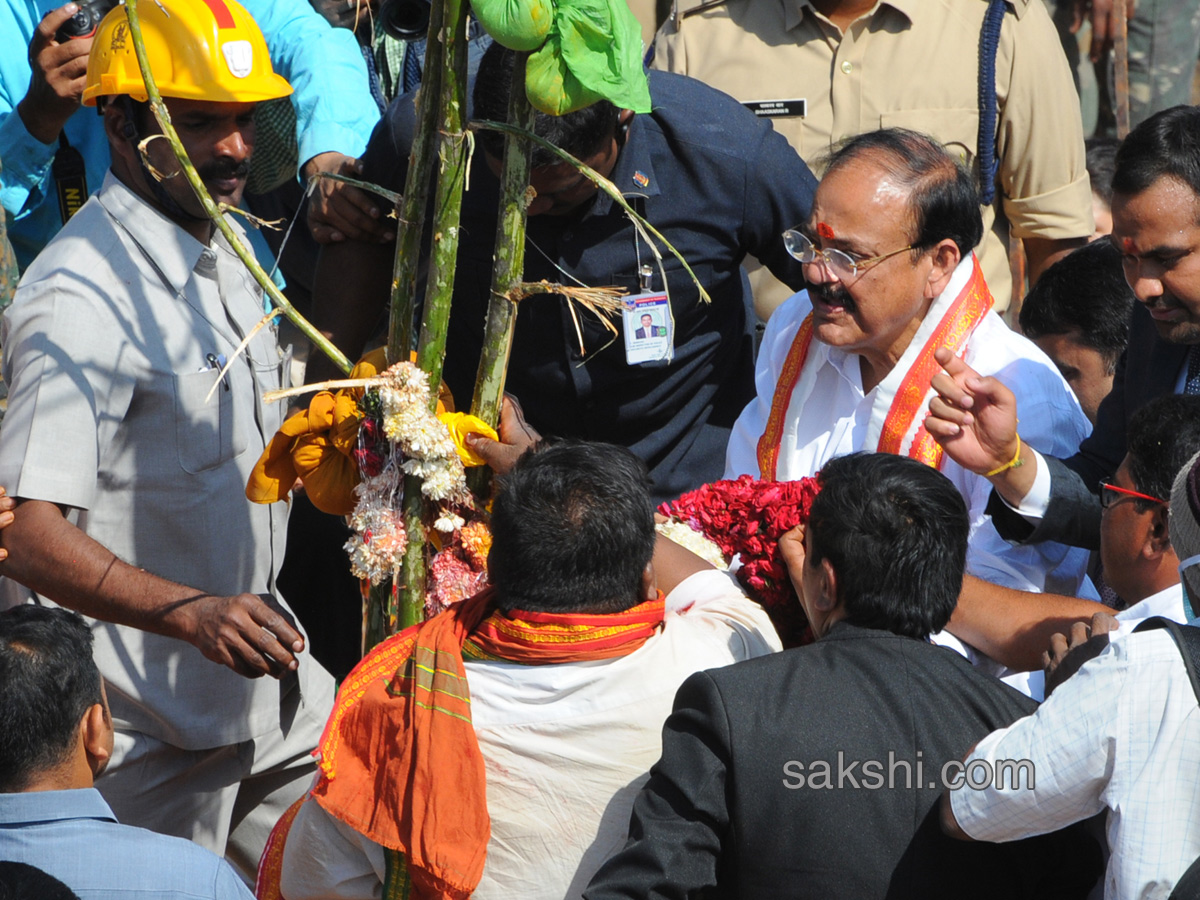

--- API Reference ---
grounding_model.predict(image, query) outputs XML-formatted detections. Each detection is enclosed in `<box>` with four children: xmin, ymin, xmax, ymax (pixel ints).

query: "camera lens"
<box><xmin>58</xmin><ymin>8</ymin><xmax>97</xmax><ymax>40</ymax></box>
<box><xmin>379</xmin><ymin>0</ymin><xmax>431</xmax><ymax>40</ymax></box>
<box><xmin>55</xmin><ymin>0</ymin><xmax>118</xmax><ymax>42</ymax></box>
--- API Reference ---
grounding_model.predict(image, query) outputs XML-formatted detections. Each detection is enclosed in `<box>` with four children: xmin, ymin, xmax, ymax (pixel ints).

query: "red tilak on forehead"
<box><xmin>816</xmin><ymin>222</ymin><xmax>835</xmax><ymax>240</ymax></box>
<box><xmin>1122</xmin><ymin>237</ymin><xmax>1136</xmax><ymax>253</ymax></box>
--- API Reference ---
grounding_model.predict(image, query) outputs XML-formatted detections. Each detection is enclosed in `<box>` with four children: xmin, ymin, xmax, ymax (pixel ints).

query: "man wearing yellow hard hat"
<box><xmin>0</xmin><ymin>0</ymin><xmax>336</xmax><ymax>880</ymax></box>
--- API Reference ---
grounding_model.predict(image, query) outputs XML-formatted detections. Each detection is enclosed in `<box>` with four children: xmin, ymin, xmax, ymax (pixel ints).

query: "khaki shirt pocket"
<box><xmin>879</xmin><ymin>109</ymin><xmax>981</xmax><ymax>171</ymax></box>
<box><xmin>173</xmin><ymin>369</ymin><xmax>246</xmax><ymax>474</ymax></box>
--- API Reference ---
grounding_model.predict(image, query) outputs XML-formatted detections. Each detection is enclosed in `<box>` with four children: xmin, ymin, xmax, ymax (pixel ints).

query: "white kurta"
<box><xmin>725</xmin><ymin>256</ymin><xmax>1093</xmax><ymax>597</ymax></box>
<box><xmin>280</xmin><ymin>570</ymin><xmax>782</xmax><ymax>900</ymax></box>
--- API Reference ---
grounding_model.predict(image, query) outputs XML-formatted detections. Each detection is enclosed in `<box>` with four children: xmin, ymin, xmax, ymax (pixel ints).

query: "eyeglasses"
<box><xmin>1098</xmin><ymin>478</ymin><xmax>1167</xmax><ymax>510</ymax></box>
<box><xmin>782</xmin><ymin>229</ymin><xmax>915</xmax><ymax>280</ymax></box>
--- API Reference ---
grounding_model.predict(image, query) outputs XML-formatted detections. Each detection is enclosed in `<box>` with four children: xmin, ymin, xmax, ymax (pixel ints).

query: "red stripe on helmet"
<box><xmin>199</xmin><ymin>0</ymin><xmax>237</xmax><ymax>28</ymax></box>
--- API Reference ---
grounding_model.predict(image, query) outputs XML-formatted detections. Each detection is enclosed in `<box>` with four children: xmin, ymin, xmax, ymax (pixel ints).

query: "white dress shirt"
<box><xmin>725</xmin><ymin>257</ymin><xmax>1093</xmax><ymax>596</ymax></box>
<box><xmin>952</xmin><ymin>626</ymin><xmax>1200</xmax><ymax>899</ymax></box>
<box><xmin>280</xmin><ymin>570</ymin><xmax>782</xmax><ymax>900</ymax></box>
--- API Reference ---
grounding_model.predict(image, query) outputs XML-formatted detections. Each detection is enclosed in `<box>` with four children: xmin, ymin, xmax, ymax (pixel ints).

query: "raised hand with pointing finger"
<box><xmin>926</xmin><ymin>347</ymin><xmax>1040</xmax><ymax>507</ymax></box>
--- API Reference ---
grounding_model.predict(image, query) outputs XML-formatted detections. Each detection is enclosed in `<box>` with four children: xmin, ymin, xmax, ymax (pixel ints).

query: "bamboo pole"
<box><xmin>385</xmin><ymin>1</ymin><xmax>446</xmax><ymax>365</ymax></box>
<box><xmin>395</xmin><ymin>0</ymin><xmax>472</xmax><ymax>631</ymax></box>
<box><xmin>470</xmin><ymin>52</ymin><xmax>536</xmax><ymax>431</ymax></box>
<box><xmin>120</xmin><ymin>0</ymin><xmax>353</xmax><ymax>375</ymax></box>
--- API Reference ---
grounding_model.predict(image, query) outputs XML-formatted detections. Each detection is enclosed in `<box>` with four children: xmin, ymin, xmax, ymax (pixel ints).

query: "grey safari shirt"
<box><xmin>0</xmin><ymin>173</ymin><xmax>333</xmax><ymax>750</ymax></box>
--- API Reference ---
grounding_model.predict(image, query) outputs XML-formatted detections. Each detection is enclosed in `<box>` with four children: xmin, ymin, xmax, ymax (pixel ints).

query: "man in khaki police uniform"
<box><xmin>653</xmin><ymin>0</ymin><xmax>1093</xmax><ymax>318</ymax></box>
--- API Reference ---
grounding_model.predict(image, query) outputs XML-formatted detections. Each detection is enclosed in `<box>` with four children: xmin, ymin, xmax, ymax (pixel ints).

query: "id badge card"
<box><xmin>623</xmin><ymin>291</ymin><xmax>673</xmax><ymax>365</ymax></box>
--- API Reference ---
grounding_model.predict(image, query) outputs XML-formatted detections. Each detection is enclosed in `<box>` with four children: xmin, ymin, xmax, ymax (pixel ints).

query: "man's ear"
<box><xmin>81</xmin><ymin>702</ymin><xmax>112</xmax><ymax>778</ymax></box>
<box><xmin>641</xmin><ymin>560</ymin><xmax>657</xmax><ymax>602</ymax></box>
<box><xmin>925</xmin><ymin>239</ymin><xmax>962</xmax><ymax>297</ymax></box>
<box><xmin>102</xmin><ymin>102</ymin><xmax>138</xmax><ymax>167</ymax></box>
<box><xmin>1147</xmin><ymin>504</ymin><xmax>1173</xmax><ymax>558</ymax></box>
<box><xmin>813</xmin><ymin>557</ymin><xmax>839</xmax><ymax>613</ymax></box>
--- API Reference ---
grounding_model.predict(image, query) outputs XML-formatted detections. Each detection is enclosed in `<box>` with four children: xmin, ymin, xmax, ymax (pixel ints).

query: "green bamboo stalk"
<box><xmin>413</xmin><ymin>0</ymin><xmax>470</xmax><ymax>392</ymax></box>
<box><xmin>470</xmin><ymin>52</ymin><xmax>536</xmax><ymax>429</ymax></box>
<box><xmin>121</xmin><ymin>0</ymin><xmax>353</xmax><ymax>375</ymax></box>
<box><xmin>394</xmin><ymin>0</ymin><xmax>471</xmax><ymax>632</ymax></box>
<box><xmin>385</xmin><ymin>0</ymin><xmax>447</xmax><ymax>366</ymax></box>
<box><xmin>397</xmin><ymin>477</ymin><xmax>426</xmax><ymax>630</ymax></box>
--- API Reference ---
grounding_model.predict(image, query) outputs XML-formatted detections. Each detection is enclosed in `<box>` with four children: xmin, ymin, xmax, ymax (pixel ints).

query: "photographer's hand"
<box><xmin>18</xmin><ymin>4</ymin><xmax>93</xmax><ymax>145</ymax></box>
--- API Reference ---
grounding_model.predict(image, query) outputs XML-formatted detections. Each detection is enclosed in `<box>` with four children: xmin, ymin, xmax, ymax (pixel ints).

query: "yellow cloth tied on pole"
<box><xmin>438</xmin><ymin>412</ymin><xmax>499</xmax><ymax>466</ymax></box>
<box><xmin>473</xmin><ymin>0</ymin><xmax>651</xmax><ymax>115</ymax></box>
<box><xmin>246</xmin><ymin>349</ymin><xmax>474</xmax><ymax>515</ymax></box>
<box><xmin>246</xmin><ymin>349</ymin><xmax>390</xmax><ymax>516</ymax></box>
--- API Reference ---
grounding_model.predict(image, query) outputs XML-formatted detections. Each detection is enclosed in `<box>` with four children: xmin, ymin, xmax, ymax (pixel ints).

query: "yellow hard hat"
<box><xmin>82</xmin><ymin>0</ymin><xmax>293</xmax><ymax>106</ymax></box>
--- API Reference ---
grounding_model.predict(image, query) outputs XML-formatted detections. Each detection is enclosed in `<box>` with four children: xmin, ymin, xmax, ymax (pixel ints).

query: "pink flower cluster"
<box><xmin>426</xmin><ymin>520</ymin><xmax>492</xmax><ymax>617</ymax></box>
<box><xmin>659</xmin><ymin>475</ymin><xmax>820</xmax><ymax>645</ymax></box>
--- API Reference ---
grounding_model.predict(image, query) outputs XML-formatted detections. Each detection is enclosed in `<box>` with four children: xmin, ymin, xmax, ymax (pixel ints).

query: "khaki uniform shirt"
<box><xmin>0</xmin><ymin>174</ymin><xmax>334</xmax><ymax>750</ymax></box>
<box><xmin>653</xmin><ymin>0</ymin><xmax>1093</xmax><ymax>315</ymax></box>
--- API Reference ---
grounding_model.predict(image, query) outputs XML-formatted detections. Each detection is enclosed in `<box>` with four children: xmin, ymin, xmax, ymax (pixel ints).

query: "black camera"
<box><xmin>56</xmin><ymin>0</ymin><xmax>119</xmax><ymax>42</ymax></box>
<box><xmin>378</xmin><ymin>0</ymin><xmax>431</xmax><ymax>40</ymax></box>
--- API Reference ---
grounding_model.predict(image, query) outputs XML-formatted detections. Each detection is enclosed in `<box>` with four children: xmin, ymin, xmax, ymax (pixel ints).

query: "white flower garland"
<box><xmin>344</xmin><ymin>362</ymin><xmax>474</xmax><ymax>584</ymax></box>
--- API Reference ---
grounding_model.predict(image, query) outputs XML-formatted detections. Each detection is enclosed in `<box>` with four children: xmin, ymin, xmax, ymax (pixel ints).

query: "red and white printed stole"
<box><xmin>756</xmin><ymin>254</ymin><xmax>993</xmax><ymax>480</ymax></box>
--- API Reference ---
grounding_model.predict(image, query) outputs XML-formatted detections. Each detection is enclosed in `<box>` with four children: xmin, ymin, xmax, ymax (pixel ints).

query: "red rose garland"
<box><xmin>658</xmin><ymin>475</ymin><xmax>820</xmax><ymax>646</ymax></box>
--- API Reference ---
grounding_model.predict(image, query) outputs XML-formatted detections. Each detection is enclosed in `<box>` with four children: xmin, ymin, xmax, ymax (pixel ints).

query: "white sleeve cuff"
<box><xmin>997</xmin><ymin>448</ymin><xmax>1051</xmax><ymax>523</ymax></box>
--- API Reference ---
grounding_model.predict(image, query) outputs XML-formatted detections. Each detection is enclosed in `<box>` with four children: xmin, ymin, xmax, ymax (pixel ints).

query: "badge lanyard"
<box><xmin>526</xmin><ymin>197</ymin><xmax>676</xmax><ymax>367</ymax></box>
<box><xmin>621</xmin><ymin>200</ymin><xmax>675</xmax><ymax>365</ymax></box>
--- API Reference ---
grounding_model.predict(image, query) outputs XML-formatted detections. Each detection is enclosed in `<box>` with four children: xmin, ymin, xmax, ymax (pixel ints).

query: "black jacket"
<box><xmin>585</xmin><ymin>622</ymin><xmax>1100</xmax><ymax>900</ymax></box>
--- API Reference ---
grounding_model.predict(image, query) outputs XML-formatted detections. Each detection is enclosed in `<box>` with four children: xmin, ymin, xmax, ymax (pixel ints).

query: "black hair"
<box><xmin>1086</xmin><ymin>136</ymin><xmax>1120</xmax><ymax>205</ymax></box>
<box><xmin>0</xmin><ymin>606</ymin><xmax>103</xmax><ymax>792</ymax></box>
<box><xmin>472</xmin><ymin>43</ymin><xmax>620</xmax><ymax>167</ymax></box>
<box><xmin>1112</xmin><ymin>105</ymin><xmax>1200</xmax><ymax>201</ymax></box>
<box><xmin>1126</xmin><ymin>395</ymin><xmax>1200</xmax><ymax>522</ymax></box>
<box><xmin>1019</xmin><ymin>240</ymin><xmax>1134</xmax><ymax>374</ymax></box>
<box><xmin>487</xmin><ymin>441</ymin><xmax>656</xmax><ymax>614</ymax></box>
<box><xmin>806</xmin><ymin>453</ymin><xmax>968</xmax><ymax>639</ymax></box>
<box><xmin>0</xmin><ymin>863</ymin><xmax>80</xmax><ymax>900</ymax></box>
<box><xmin>823</xmin><ymin>128</ymin><xmax>984</xmax><ymax>258</ymax></box>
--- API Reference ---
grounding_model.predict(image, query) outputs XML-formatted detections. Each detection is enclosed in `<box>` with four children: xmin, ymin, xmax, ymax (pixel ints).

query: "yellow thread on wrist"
<box><xmin>986</xmin><ymin>436</ymin><xmax>1024</xmax><ymax>478</ymax></box>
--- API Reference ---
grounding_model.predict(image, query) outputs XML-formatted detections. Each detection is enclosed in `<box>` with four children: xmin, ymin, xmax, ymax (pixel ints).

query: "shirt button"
<box><xmin>840</xmin><ymin>60</ymin><xmax>853</xmax><ymax>74</ymax></box>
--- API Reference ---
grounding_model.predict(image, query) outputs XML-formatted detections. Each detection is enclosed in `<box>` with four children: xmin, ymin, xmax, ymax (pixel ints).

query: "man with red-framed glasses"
<box><xmin>1096</xmin><ymin>395</ymin><xmax>1200</xmax><ymax>628</ymax></box>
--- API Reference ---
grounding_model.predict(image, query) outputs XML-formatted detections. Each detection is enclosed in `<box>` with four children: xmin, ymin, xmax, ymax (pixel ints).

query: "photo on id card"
<box><xmin>622</xmin><ymin>291</ymin><xmax>673</xmax><ymax>365</ymax></box>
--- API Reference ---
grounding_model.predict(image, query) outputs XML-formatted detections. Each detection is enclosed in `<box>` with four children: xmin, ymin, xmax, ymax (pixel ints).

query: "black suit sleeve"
<box><xmin>585</xmin><ymin>671</ymin><xmax>732</xmax><ymax>900</ymax></box>
<box><xmin>985</xmin><ymin>455</ymin><xmax>1104</xmax><ymax>550</ymax></box>
<box><xmin>988</xmin><ymin>305</ymin><xmax>1181</xmax><ymax>550</ymax></box>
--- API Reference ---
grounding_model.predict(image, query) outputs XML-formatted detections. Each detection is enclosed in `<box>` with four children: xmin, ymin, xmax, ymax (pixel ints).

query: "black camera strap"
<box><xmin>52</xmin><ymin>133</ymin><xmax>88</xmax><ymax>224</ymax></box>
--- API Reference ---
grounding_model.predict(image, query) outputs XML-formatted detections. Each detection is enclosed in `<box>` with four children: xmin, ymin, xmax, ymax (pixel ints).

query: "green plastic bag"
<box><xmin>471</xmin><ymin>0</ymin><xmax>553</xmax><ymax>51</ymax></box>
<box><xmin>528</xmin><ymin>0</ymin><xmax>650</xmax><ymax>114</ymax></box>
<box><xmin>472</xmin><ymin>0</ymin><xmax>652</xmax><ymax>115</ymax></box>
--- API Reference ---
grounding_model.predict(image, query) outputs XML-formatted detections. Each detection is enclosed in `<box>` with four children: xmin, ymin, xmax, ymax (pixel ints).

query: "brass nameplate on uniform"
<box><xmin>743</xmin><ymin>99</ymin><xmax>807</xmax><ymax>118</ymax></box>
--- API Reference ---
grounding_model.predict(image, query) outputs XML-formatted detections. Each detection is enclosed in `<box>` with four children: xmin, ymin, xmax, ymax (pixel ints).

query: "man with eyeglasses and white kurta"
<box><xmin>725</xmin><ymin>129</ymin><xmax>1103</xmax><ymax>674</ymax></box>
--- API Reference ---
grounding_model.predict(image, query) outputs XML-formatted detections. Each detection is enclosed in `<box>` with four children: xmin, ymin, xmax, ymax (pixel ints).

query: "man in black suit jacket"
<box><xmin>927</xmin><ymin>105</ymin><xmax>1200</xmax><ymax>551</ymax></box>
<box><xmin>584</xmin><ymin>453</ymin><xmax>1100</xmax><ymax>900</ymax></box>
